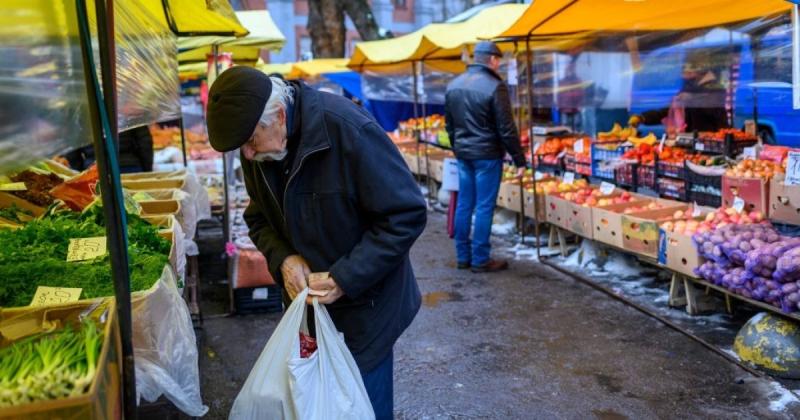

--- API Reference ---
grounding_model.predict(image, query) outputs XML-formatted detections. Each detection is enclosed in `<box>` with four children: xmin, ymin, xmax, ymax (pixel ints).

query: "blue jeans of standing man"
<box><xmin>361</xmin><ymin>350</ymin><xmax>393</xmax><ymax>420</ymax></box>
<box><xmin>455</xmin><ymin>159</ymin><xmax>503</xmax><ymax>267</ymax></box>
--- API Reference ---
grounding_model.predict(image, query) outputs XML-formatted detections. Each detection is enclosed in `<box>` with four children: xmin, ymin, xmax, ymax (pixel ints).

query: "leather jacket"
<box><xmin>445</xmin><ymin>64</ymin><xmax>526</xmax><ymax>166</ymax></box>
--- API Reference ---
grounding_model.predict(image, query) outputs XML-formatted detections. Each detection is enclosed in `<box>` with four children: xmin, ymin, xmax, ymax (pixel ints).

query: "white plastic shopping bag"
<box><xmin>229</xmin><ymin>288</ymin><xmax>375</xmax><ymax>420</ymax></box>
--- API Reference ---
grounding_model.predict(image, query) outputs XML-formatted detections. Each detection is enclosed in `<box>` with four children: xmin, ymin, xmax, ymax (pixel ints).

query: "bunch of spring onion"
<box><xmin>0</xmin><ymin>320</ymin><xmax>103</xmax><ymax>407</ymax></box>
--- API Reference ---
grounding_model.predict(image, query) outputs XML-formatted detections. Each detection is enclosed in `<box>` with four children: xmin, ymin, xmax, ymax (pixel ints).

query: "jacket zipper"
<box><xmin>257</xmin><ymin>164</ymin><xmax>286</xmax><ymax>223</ymax></box>
<box><xmin>282</xmin><ymin>145</ymin><xmax>329</xmax><ymax>214</ymax></box>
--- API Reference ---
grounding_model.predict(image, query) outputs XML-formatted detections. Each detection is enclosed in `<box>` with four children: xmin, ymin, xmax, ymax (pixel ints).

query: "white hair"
<box><xmin>259</xmin><ymin>77</ymin><xmax>294</xmax><ymax>126</ymax></box>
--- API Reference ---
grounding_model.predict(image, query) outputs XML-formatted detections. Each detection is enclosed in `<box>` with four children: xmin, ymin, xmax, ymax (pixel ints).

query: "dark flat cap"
<box><xmin>207</xmin><ymin>66</ymin><xmax>272</xmax><ymax>152</ymax></box>
<box><xmin>474</xmin><ymin>41</ymin><xmax>502</xmax><ymax>57</ymax></box>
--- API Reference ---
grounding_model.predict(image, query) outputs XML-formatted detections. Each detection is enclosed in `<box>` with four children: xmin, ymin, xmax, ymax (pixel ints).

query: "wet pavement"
<box><xmin>191</xmin><ymin>211</ymin><xmax>800</xmax><ymax>419</ymax></box>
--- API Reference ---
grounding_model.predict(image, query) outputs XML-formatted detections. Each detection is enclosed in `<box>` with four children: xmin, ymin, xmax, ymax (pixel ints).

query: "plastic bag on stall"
<box><xmin>133</xmin><ymin>266</ymin><xmax>208</xmax><ymax>417</ymax></box>
<box><xmin>229</xmin><ymin>288</ymin><xmax>374</xmax><ymax>420</ymax></box>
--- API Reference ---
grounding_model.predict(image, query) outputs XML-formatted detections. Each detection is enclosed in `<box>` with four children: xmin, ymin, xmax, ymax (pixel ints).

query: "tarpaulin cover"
<box><xmin>500</xmin><ymin>0</ymin><xmax>791</xmax><ymax>38</ymax></box>
<box><xmin>258</xmin><ymin>62</ymin><xmax>293</xmax><ymax>77</ymax></box>
<box><xmin>163</xmin><ymin>0</ymin><xmax>248</xmax><ymax>36</ymax></box>
<box><xmin>361</xmin><ymin>64</ymin><xmax>451</xmax><ymax>105</ymax></box>
<box><xmin>287</xmin><ymin>59</ymin><xmax>350</xmax><ymax>80</ymax></box>
<box><xmin>178</xmin><ymin>10</ymin><xmax>285</xmax><ymax>63</ymax></box>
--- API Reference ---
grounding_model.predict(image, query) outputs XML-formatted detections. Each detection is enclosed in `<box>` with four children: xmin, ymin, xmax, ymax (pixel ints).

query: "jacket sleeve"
<box><xmin>444</xmin><ymin>92</ymin><xmax>455</xmax><ymax>146</ymax></box>
<box><xmin>241</xmin><ymin>159</ymin><xmax>296</xmax><ymax>285</ymax></box>
<box><xmin>329</xmin><ymin>122</ymin><xmax>427</xmax><ymax>298</ymax></box>
<box><xmin>492</xmin><ymin>83</ymin><xmax>526</xmax><ymax>167</ymax></box>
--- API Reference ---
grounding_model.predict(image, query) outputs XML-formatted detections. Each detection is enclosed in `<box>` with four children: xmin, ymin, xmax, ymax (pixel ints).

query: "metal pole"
<box><xmin>412</xmin><ymin>62</ymin><xmax>422</xmax><ymax>185</ymax></box>
<box><xmin>214</xmin><ymin>44</ymin><xmax>231</xmax><ymax>247</ymax></box>
<box><xmin>77</xmin><ymin>0</ymin><xmax>137</xmax><ymax>418</ymax></box>
<box><xmin>178</xmin><ymin>117</ymin><xmax>188</xmax><ymax>167</ymax></box>
<box><xmin>526</xmin><ymin>37</ymin><xmax>541</xmax><ymax>259</ymax></box>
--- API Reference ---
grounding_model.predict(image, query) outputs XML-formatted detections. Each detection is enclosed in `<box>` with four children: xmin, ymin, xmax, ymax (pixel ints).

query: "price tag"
<box><xmin>691</xmin><ymin>204</ymin><xmax>702</xmax><ymax>218</ymax></box>
<box><xmin>556</xmin><ymin>150</ymin><xmax>567</xmax><ymax>159</ymax></box>
<box><xmin>659</xmin><ymin>134</ymin><xmax>666</xmax><ymax>153</ymax></box>
<box><xmin>534</xmin><ymin>171</ymin><xmax>544</xmax><ymax>181</ymax></box>
<box><xmin>743</xmin><ymin>147</ymin><xmax>757</xmax><ymax>159</ymax></box>
<box><xmin>66</xmin><ymin>237</ymin><xmax>107</xmax><ymax>262</ymax></box>
<box><xmin>573</xmin><ymin>140</ymin><xmax>584</xmax><ymax>154</ymax></box>
<box><xmin>533</xmin><ymin>140</ymin><xmax>543</xmax><ymax>154</ymax></box>
<box><xmin>0</xmin><ymin>182</ymin><xmax>26</xmax><ymax>191</ymax></box>
<box><xmin>599</xmin><ymin>182</ymin><xmax>615</xmax><ymax>195</ymax></box>
<box><xmin>733</xmin><ymin>197</ymin><xmax>746</xmax><ymax>214</ymax></box>
<box><xmin>30</xmin><ymin>287</ymin><xmax>82</xmax><ymax>307</ymax></box>
<box><xmin>695</xmin><ymin>142</ymin><xmax>705</xmax><ymax>151</ymax></box>
<box><xmin>563</xmin><ymin>172</ymin><xmax>575</xmax><ymax>185</ymax></box>
<box><xmin>785</xmin><ymin>151</ymin><xmax>800</xmax><ymax>186</ymax></box>
<box><xmin>252</xmin><ymin>288</ymin><xmax>269</xmax><ymax>300</ymax></box>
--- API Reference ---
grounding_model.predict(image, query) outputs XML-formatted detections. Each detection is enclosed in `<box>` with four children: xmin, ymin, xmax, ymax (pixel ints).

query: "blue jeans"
<box><xmin>455</xmin><ymin>159</ymin><xmax>503</xmax><ymax>266</ymax></box>
<box><xmin>361</xmin><ymin>351</ymin><xmax>393</xmax><ymax>420</ymax></box>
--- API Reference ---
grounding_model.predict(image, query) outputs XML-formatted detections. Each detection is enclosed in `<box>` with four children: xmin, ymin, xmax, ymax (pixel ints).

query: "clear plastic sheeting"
<box><xmin>0</xmin><ymin>1</ymin><xmax>93</xmax><ymax>172</ymax></box>
<box><xmin>361</xmin><ymin>64</ymin><xmax>452</xmax><ymax>105</ymax></box>
<box><xmin>133</xmin><ymin>266</ymin><xmax>208</xmax><ymax>417</ymax></box>
<box><xmin>113</xmin><ymin>0</ymin><xmax>181</xmax><ymax>130</ymax></box>
<box><xmin>519</xmin><ymin>13</ymin><xmax>798</xmax><ymax>143</ymax></box>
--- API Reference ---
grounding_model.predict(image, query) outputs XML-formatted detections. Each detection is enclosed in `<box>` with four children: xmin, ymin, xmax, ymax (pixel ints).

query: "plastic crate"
<box><xmin>684</xmin><ymin>164</ymin><xmax>723</xmax><ymax>189</ymax></box>
<box><xmin>637</xmin><ymin>164</ymin><xmax>656</xmax><ymax>190</ymax></box>
<box><xmin>234</xmin><ymin>285</ymin><xmax>283</xmax><ymax>314</ymax></box>
<box><xmin>658</xmin><ymin>178</ymin><xmax>686</xmax><ymax>200</ymax></box>
<box><xmin>696</xmin><ymin>133</ymin><xmax>758</xmax><ymax>157</ymax></box>
<box><xmin>687</xmin><ymin>189</ymin><xmax>722</xmax><ymax>207</ymax></box>
<box><xmin>564</xmin><ymin>154</ymin><xmax>576</xmax><ymax>172</ymax></box>
<box><xmin>614</xmin><ymin>164</ymin><xmax>636</xmax><ymax>189</ymax></box>
<box><xmin>591</xmin><ymin>143</ymin><xmax>630</xmax><ymax>161</ymax></box>
<box><xmin>657</xmin><ymin>160</ymin><xmax>685</xmax><ymax>179</ymax></box>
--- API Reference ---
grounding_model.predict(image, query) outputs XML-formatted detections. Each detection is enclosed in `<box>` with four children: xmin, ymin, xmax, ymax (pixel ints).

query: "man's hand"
<box><xmin>516</xmin><ymin>166</ymin><xmax>526</xmax><ymax>179</ymax></box>
<box><xmin>306</xmin><ymin>272</ymin><xmax>345</xmax><ymax>305</ymax></box>
<box><xmin>281</xmin><ymin>255</ymin><xmax>311</xmax><ymax>300</ymax></box>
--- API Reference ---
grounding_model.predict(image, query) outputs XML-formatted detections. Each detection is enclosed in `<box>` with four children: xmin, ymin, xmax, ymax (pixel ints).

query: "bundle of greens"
<box><xmin>0</xmin><ymin>205</ymin><xmax>170</xmax><ymax>307</ymax></box>
<box><xmin>0</xmin><ymin>204</ymin><xmax>34</xmax><ymax>224</ymax></box>
<box><xmin>0</xmin><ymin>320</ymin><xmax>103</xmax><ymax>407</ymax></box>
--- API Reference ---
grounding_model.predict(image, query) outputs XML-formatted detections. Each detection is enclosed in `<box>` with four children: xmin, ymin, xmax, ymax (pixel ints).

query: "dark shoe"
<box><xmin>457</xmin><ymin>262</ymin><xmax>471</xmax><ymax>269</ymax></box>
<box><xmin>470</xmin><ymin>259</ymin><xmax>509</xmax><ymax>273</ymax></box>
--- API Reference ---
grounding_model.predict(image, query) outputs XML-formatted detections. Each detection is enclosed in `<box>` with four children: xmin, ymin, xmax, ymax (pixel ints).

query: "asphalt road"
<box><xmin>186</xmin><ymin>211</ymin><xmax>800</xmax><ymax>419</ymax></box>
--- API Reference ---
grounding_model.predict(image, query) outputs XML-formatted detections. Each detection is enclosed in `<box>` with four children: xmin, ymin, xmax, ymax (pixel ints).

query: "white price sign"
<box><xmin>659</xmin><ymin>134</ymin><xmax>667</xmax><ymax>152</ymax></box>
<box><xmin>534</xmin><ymin>171</ymin><xmax>545</xmax><ymax>181</ymax></box>
<box><xmin>573</xmin><ymin>140</ymin><xmax>584</xmax><ymax>154</ymax></box>
<box><xmin>743</xmin><ymin>147</ymin><xmax>757</xmax><ymax>159</ymax></box>
<box><xmin>556</xmin><ymin>150</ymin><xmax>567</xmax><ymax>159</ymax></box>
<box><xmin>785</xmin><ymin>151</ymin><xmax>800</xmax><ymax>186</ymax></box>
<box><xmin>442</xmin><ymin>158</ymin><xmax>460</xmax><ymax>191</ymax></box>
<box><xmin>733</xmin><ymin>197</ymin><xmax>746</xmax><ymax>214</ymax></box>
<box><xmin>695</xmin><ymin>142</ymin><xmax>705</xmax><ymax>151</ymax></box>
<box><xmin>599</xmin><ymin>182</ymin><xmax>615</xmax><ymax>195</ymax></box>
<box><xmin>691</xmin><ymin>204</ymin><xmax>702</xmax><ymax>218</ymax></box>
<box><xmin>563</xmin><ymin>172</ymin><xmax>575</xmax><ymax>185</ymax></box>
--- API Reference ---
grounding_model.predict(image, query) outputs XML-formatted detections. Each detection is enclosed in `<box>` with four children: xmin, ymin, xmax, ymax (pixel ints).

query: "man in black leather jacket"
<box><xmin>445</xmin><ymin>41</ymin><xmax>526</xmax><ymax>273</ymax></box>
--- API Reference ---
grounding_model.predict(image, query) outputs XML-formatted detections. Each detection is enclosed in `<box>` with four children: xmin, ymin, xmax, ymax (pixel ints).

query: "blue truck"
<box><xmin>629</xmin><ymin>24</ymin><xmax>797</xmax><ymax>146</ymax></box>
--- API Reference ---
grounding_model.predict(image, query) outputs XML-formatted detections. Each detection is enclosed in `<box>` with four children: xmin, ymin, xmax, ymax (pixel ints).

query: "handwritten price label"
<box><xmin>534</xmin><ymin>171</ymin><xmax>545</xmax><ymax>181</ymax></box>
<box><xmin>599</xmin><ymin>182</ymin><xmax>615</xmax><ymax>195</ymax></box>
<box><xmin>692</xmin><ymin>204</ymin><xmax>702</xmax><ymax>218</ymax></box>
<box><xmin>695</xmin><ymin>142</ymin><xmax>705</xmax><ymax>152</ymax></box>
<box><xmin>573</xmin><ymin>141</ymin><xmax>584</xmax><ymax>154</ymax></box>
<box><xmin>733</xmin><ymin>197</ymin><xmax>746</xmax><ymax>214</ymax></box>
<box><xmin>66</xmin><ymin>237</ymin><xmax>107</xmax><ymax>262</ymax></box>
<box><xmin>785</xmin><ymin>151</ymin><xmax>800</xmax><ymax>186</ymax></box>
<box><xmin>30</xmin><ymin>287</ymin><xmax>82</xmax><ymax>307</ymax></box>
<box><xmin>563</xmin><ymin>172</ymin><xmax>575</xmax><ymax>185</ymax></box>
<box><xmin>0</xmin><ymin>182</ymin><xmax>26</xmax><ymax>191</ymax></box>
<box><xmin>743</xmin><ymin>147</ymin><xmax>757</xmax><ymax>159</ymax></box>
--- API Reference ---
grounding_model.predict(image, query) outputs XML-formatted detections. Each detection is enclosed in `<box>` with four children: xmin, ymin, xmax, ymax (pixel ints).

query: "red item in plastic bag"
<box><xmin>300</xmin><ymin>333</ymin><xmax>317</xmax><ymax>358</ymax></box>
<box><xmin>761</xmin><ymin>145</ymin><xmax>790</xmax><ymax>164</ymax></box>
<box><xmin>50</xmin><ymin>165</ymin><xmax>99</xmax><ymax>211</ymax></box>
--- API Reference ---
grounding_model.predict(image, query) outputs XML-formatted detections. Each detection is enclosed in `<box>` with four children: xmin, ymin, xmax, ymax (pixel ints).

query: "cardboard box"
<box><xmin>722</xmin><ymin>175</ymin><xmax>769</xmax><ymax>215</ymax></box>
<box><xmin>769</xmin><ymin>175</ymin><xmax>800</xmax><ymax>225</ymax></box>
<box><xmin>622</xmin><ymin>204</ymin><xmax>689</xmax><ymax>258</ymax></box>
<box><xmin>523</xmin><ymin>189</ymin><xmax>546</xmax><ymax>221</ymax></box>
<box><xmin>139</xmin><ymin>199</ymin><xmax>180</xmax><ymax>217</ymax></box>
<box><xmin>429</xmin><ymin>158</ymin><xmax>444</xmax><ymax>182</ymax></box>
<box><xmin>121</xmin><ymin>177</ymin><xmax>185</xmax><ymax>191</ymax></box>
<box><xmin>0</xmin><ymin>192</ymin><xmax>45</xmax><ymax>217</ymax></box>
<box><xmin>659</xmin><ymin>229</ymin><xmax>704</xmax><ymax>278</ymax></box>
<box><xmin>591</xmin><ymin>200</ymin><xmax>652</xmax><ymax>248</ymax></box>
<box><xmin>497</xmin><ymin>182</ymin><xmax>524</xmax><ymax>213</ymax></box>
<box><xmin>545</xmin><ymin>194</ymin><xmax>595</xmax><ymax>238</ymax></box>
<box><xmin>0</xmin><ymin>301</ymin><xmax>121</xmax><ymax>420</ymax></box>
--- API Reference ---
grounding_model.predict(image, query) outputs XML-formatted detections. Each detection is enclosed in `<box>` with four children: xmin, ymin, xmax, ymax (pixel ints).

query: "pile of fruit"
<box><xmin>627</xmin><ymin>133</ymin><xmax>658</xmax><ymax>147</ymax></box>
<box><xmin>725</xmin><ymin>159</ymin><xmax>784</xmax><ymax>179</ymax></box>
<box><xmin>622</xmin><ymin>144</ymin><xmax>656</xmax><ymax>165</ymax></box>
<box><xmin>558</xmin><ymin>188</ymin><xmax>634</xmax><ymax>207</ymax></box>
<box><xmin>687</xmin><ymin>154</ymin><xmax>726</xmax><ymax>167</ymax></box>
<box><xmin>660</xmin><ymin>209</ymin><xmax>707</xmax><ymax>235</ymax></box>
<box><xmin>621</xmin><ymin>202</ymin><xmax>667</xmax><ymax>214</ymax></box>
<box><xmin>537</xmin><ymin>179</ymin><xmax>589</xmax><ymax>195</ymax></box>
<box><xmin>535</xmin><ymin>137</ymin><xmax>575</xmax><ymax>155</ymax></box>
<box><xmin>597</xmin><ymin>123</ymin><xmax>637</xmax><ymax>143</ymax></box>
<box><xmin>698</xmin><ymin>128</ymin><xmax>758</xmax><ymax>142</ymax></box>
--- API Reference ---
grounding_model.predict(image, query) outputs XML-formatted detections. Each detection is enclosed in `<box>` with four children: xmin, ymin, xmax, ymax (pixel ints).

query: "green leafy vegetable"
<box><xmin>0</xmin><ymin>203</ymin><xmax>34</xmax><ymax>224</ymax></box>
<box><xmin>0</xmin><ymin>320</ymin><xmax>104</xmax><ymax>407</ymax></box>
<box><xmin>0</xmin><ymin>207</ymin><xmax>170</xmax><ymax>307</ymax></box>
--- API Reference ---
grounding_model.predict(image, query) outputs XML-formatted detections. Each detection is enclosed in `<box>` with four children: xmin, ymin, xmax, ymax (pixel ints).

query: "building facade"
<box><xmin>230</xmin><ymin>0</ymin><xmax>488</xmax><ymax>63</ymax></box>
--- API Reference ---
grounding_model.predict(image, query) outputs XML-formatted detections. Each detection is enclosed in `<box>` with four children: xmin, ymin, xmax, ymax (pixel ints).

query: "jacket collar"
<box><xmin>286</xmin><ymin>81</ymin><xmax>331</xmax><ymax>175</ymax></box>
<box><xmin>467</xmin><ymin>63</ymin><xmax>502</xmax><ymax>81</ymax></box>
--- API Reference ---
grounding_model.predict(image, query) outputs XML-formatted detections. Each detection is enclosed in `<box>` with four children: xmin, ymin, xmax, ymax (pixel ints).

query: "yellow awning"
<box><xmin>0</xmin><ymin>0</ymin><xmax>247</xmax><ymax>38</ymax></box>
<box><xmin>287</xmin><ymin>59</ymin><xmax>350</xmax><ymax>79</ymax></box>
<box><xmin>178</xmin><ymin>10</ymin><xmax>285</xmax><ymax>63</ymax></box>
<box><xmin>500</xmin><ymin>0</ymin><xmax>791</xmax><ymax>38</ymax></box>
<box><xmin>258</xmin><ymin>62</ymin><xmax>293</xmax><ymax>76</ymax></box>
